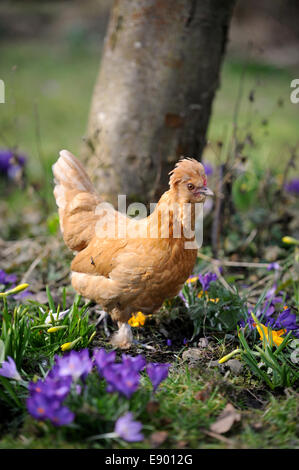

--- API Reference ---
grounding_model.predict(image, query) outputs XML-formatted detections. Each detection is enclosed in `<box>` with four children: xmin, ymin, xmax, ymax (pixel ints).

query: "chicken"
<box><xmin>52</xmin><ymin>150</ymin><xmax>213</xmax><ymax>349</ymax></box>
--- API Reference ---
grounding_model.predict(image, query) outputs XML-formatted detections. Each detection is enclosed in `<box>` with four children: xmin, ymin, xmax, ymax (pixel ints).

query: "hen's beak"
<box><xmin>198</xmin><ymin>187</ymin><xmax>214</xmax><ymax>197</ymax></box>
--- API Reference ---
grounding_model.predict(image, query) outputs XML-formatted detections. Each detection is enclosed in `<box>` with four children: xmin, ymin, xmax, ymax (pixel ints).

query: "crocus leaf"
<box><xmin>0</xmin><ymin>339</ymin><xmax>5</xmax><ymax>363</ymax></box>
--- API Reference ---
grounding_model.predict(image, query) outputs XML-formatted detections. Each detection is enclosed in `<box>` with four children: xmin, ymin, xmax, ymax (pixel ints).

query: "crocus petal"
<box><xmin>0</xmin><ymin>356</ymin><xmax>22</xmax><ymax>381</ymax></box>
<box><xmin>146</xmin><ymin>363</ymin><xmax>170</xmax><ymax>391</ymax></box>
<box><xmin>114</xmin><ymin>412</ymin><xmax>144</xmax><ymax>442</ymax></box>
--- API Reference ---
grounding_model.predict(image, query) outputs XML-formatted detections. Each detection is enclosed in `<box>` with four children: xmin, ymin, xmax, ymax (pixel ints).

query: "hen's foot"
<box><xmin>133</xmin><ymin>340</ymin><xmax>156</xmax><ymax>351</ymax></box>
<box><xmin>110</xmin><ymin>323</ymin><xmax>133</xmax><ymax>349</ymax></box>
<box><xmin>95</xmin><ymin>310</ymin><xmax>110</xmax><ymax>337</ymax></box>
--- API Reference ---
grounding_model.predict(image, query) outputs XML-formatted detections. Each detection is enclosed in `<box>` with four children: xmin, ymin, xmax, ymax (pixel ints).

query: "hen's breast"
<box><xmin>127</xmin><ymin>238</ymin><xmax>198</xmax><ymax>312</ymax></box>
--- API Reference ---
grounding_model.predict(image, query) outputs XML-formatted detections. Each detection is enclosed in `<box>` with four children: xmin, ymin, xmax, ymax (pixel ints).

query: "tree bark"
<box><xmin>82</xmin><ymin>0</ymin><xmax>236</xmax><ymax>205</ymax></box>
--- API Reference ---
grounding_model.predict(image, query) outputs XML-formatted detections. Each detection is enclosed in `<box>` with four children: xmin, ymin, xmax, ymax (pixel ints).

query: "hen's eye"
<box><xmin>187</xmin><ymin>183</ymin><xmax>195</xmax><ymax>191</ymax></box>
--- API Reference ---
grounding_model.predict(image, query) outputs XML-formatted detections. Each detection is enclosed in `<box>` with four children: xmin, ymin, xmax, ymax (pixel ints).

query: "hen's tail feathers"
<box><xmin>52</xmin><ymin>150</ymin><xmax>101</xmax><ymax>251</ymax></box>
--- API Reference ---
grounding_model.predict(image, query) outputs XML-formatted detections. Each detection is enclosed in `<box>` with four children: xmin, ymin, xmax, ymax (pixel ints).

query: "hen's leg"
<box><xmin>95</xmin><ymin>309</ymin><xmax>110</xmax><ymax>337</ymax></box>
<box><xmin>110</xmin><ymin>322</ymin><xmax>133</xmax><ymax>349</ymax></box>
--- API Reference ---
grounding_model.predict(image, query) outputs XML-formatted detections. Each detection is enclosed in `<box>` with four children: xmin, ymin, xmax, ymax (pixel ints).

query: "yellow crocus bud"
<box><xmin>47</xmin><ymin>326</ymin><xmax>68</xmax><ymax>333</ymax></box>
<box><xmin>282</xmin><ymin>236</ymin><xmax>299</xmax><ymax>245</ymax></box>
<box><xmin>0</xmin><ymin>283</ymin><xmax>29</xmax><ymax>297</ymax></box>
<box><xmin>218</xmin><ymin>348</ymin><xmax>241</xmax><ymax>364</ymax></box>
<box><xmin>61</xmin><ymin>336</ymin><xmax>82</xmax><ymax>351</ymax></box>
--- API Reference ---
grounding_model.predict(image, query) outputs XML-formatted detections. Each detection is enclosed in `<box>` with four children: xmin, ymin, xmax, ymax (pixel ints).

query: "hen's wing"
<box><xmin>70</xmin><ymin>236</ymin><xmax>152</xmax><ymax>304</ymax></box>
<box><xmin>70</xmin><ymin>233</ymin><xmax>191</xmax><ymax>314</ymax></box>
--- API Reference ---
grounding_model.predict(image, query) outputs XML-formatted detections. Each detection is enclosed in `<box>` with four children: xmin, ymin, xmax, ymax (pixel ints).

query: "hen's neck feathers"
<box><xmin>146</xmin><ymin>189</ymin><xmax>197</xmax><ymax>240</ymax></box>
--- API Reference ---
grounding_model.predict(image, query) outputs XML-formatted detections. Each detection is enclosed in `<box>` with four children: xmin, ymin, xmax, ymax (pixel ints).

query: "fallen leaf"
<box><xmin>146</xmin><ymin>401</ymin><xmax>160</xmax><ymax>414</ymax></box>
<box><xmin>150</xmin><ymin>431</ymin><xmax>168</xmax><ymax>447</ymax></box>
<box><xmin>203</xmin><ymin>430</ymin><xmax>234</xmax><ymax>446</ymax></box>
<box><xmin>195</xmin><ymin>390</ymin><xmax>207</xmax><ymax>401</ymax></box>
<box><xmin>210</xmin><ymin>403</ymin><xmax>241</xmax><ymax>434</ymax></box>
<box><xmin>194</xmin><ymin>383</ymin><xmax>212</xmax><ymax>401</ymax></box>
<box><xmin>177</xmin><ymin>440</ymin><xmax>188</xmax><ymax>448</ymax></box>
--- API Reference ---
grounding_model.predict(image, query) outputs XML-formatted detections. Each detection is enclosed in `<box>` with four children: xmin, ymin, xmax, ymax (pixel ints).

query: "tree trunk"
<box><xmin>82</xmin><ymin>0</ymin><xmax>236</xmax><ymax>205</ymax></box>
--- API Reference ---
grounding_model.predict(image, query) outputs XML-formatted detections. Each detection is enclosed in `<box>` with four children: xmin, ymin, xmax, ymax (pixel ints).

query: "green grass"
<box><xmin>0</xmin><ymin>360</ymin><xmax>298</xmax><ymax>449</ymax></box>
<box><xmin>1</xmin><ymin>42</ymin><xmax>99</xmax><ymax>171</ymax></box>
<box><xmin>1</xmin><ymin>42</ymin><xmax>100</xmax><ymax>213</ymax></box>
<box><xmin>205</xmin><ymin>59</ymin><xmax>299</xmax><ymax>170</ymax></box>
<box><xmin>0</xmin><ymin>273</ymin><xmax>298</xmax><ymax>449</ymax></box>
<box><xmin>1</xmin><ymin>40</ymin><xmax>299</xmax><ymax>449</ymax></box>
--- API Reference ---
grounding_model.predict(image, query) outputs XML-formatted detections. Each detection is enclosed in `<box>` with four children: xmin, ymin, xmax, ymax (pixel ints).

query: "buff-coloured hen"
<box><xmin>52</xmin><ymin>150</ymin><xmax>213</xmax><ymax>349</ymax></box>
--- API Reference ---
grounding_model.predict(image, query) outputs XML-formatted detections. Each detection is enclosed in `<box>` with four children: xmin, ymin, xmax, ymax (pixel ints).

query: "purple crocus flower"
<box><xmin>239</xmin><ymin>310</ymin><xmax>255</xmax><ymax>329</ymax></box>
<box><xmin>265</xmin><ymin>285</ymin><xmax>277</xmax><ymax>299</ymax></box>
<box><xmin>253</xmin><ymin>304</ymin><xmax>276</xmax><ymax>326</ymax></box>
<box><xmin>3</xmin><ymin>273</ymin><xmax>17</xmax><ymax>284</ymax></box>
<box><xmin>241</xmin><ymin>301</ymin><xmax>299</xmax><ymax>337</ymax></box>
<box><xmin>146</xmin><ymin>363</ymin><xmax>170</xmax><ymax>392</ymax></box>
<box><xmin>202</xmin><ymin>162</ymin><xmax>213</xmax><ymax>176</ymax></box>
<box><xmin>198</xmin><ymin>272</ymin><xmax>217</xmax><ymax>292</ymax></box>
<box><xmin>94</xmin><ymin>350</ymin><xmax>144</xmax><ymax>398</ymax></box>
<box><xmin>27</xmin><ymin>393</ymin><xmax>54</xmax><ymax>421</ymax></box>
<box><xmin>49</xmin><ymin>405</ymin><xmax>75</xmax><ymax>427</ymax></box>
<box><xmin>13</xmin><ymin>288</ymin><xmax>33</xmax><ymax>301</ymax></box>
<box><xmin>28</xmin><ymin>375</ymin><xmax>72</xmax><ymax>402</ymax></box>
<box><xmin>178</xmin><ymin>291</ymin><xmax>189</xmax><ymax>308</ymax></box>
<box><xmin>0</xmin><ymin>356</ymin><xmax>22</xmax><ymax>381</ymax></box>
<box><xmin>114</xmin><ymin>412</ymin><xmax>144</xmax><ymax>442</ymax></box>
<box><xmin>166</xmin><ymin>339</ymin><xmax>172</xmax><ymax>347</ymax></box>
<box><xmin>27</xmin><ymin>368</ymin><xmax>74</xmax><ymax>426</ymax></box>
<box><xmin>264</xmin><ymin>317</ymin><xmax>275</xmax><ymax>328</ymax></box>
<box><xmin>0</xmin><ymin>270</ymin><xmax>32</xmax><ymax>301</ymax></box>
<box><xmin>0</xmin><ymin>270</ymin><xmax>17</xmax><ymax>286</ymax></box>
<box><xmin>264</xmin><ymin>285</ymin><xmax>284</xmax><ymax>306</ymax></box>
<box><xmin>259</xmin><ymin>302</ymin><xmax>275</xmax><ymax>319</ymax></box>
<box><xmin>274</xmin><ymin>308</ymin><xmax>298</xmax><ymax>332</ymax></box>
<box><xmin>240</xmin><ymin>313</ymin><xmax>271</xmax><ymax>330</ymax></box>
<box><xmin>0</xmin><ymin>149</ymin><xmax>26</xmax><ymax>181</ymax></box>
<box><xmin>271</xmin><ymin>296</ymin><xmax>284</xmax><ymax>305</ymax></box>
<box><xmin>93</xmin><ymin>348</ymin><xmax>116</xmax><ymax>376</ymax></box>
<box><xmin>121</xmin><ymin>354</ymin><xmax>146</xmax><ymax>372</ymax></box>
<box><xmin>267</xmin><ymin>262</ymin><xmax>280</xmax><ymax>271</ymax></box>
<box><xmin>53</xmin><ymin>349</ymin><xmax>92</xmax><ymax>382</ymax></box>
<box><xmin>0</xmin><ymin>150</ymin><xmax>15</xmax><ymax>172</ymax></box>
<box><xmin>284</xmin><ymin>178</ymin><xmax>299</xmax><ymax>195</ymax></box>
<box><xmin>0</xmin><ymin>270</ymin><xmax>6</xmax><ymax>284</ymax></box>
<box><xmin>26</xmin><ymin>393</ymin><xmax>74</xmax><ymax>426</ymax></box>
<box><xmin>103</xmin><ymin>363</ymin><xmax>140</xmax><ymax>398</ymax></box>
<box><xmin>253</xmin><ymin>285</ymin><xmax>285</xmax><ymax>326</ymax></box>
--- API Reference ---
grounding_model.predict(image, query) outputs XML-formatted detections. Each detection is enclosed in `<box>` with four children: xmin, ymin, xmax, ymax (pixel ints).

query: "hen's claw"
<box><xmin>95</xmin><ymin>310</ymin><xmax>110</xmax><ymax>337</ymax></box>
<box><xmin>133</xmin><ymin>340</ymin><xmax>156</xmax><ymax>351</ymax></box>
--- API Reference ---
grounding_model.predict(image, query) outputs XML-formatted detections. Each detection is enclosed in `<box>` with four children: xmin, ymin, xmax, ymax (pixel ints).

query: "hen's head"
<box><xmin>169</xmin><ymin>158</ymin><xmax>213</xmax><ymax>203</ymax></box>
